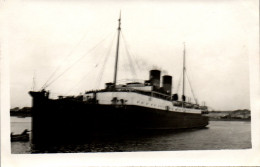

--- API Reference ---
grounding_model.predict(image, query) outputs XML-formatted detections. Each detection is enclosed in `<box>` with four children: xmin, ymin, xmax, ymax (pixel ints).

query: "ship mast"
<box><xmin>182</xmin><ymin>43</ymin><xmax>186</xmax><ymax>107</ymax></box>
<box><xmin>113</xmin><ymin>11</ymin><xmax>121</xmax><ymax>87</ymax></box>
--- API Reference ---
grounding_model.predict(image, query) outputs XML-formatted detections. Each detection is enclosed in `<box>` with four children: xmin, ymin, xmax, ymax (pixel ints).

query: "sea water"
<box><xmin>10</xmin><ymin>116</ymin><xmax>251</xmax><ymax>153</ymax></box>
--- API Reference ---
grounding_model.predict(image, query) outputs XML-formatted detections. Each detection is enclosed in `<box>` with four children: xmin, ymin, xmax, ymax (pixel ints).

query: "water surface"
<box><xmin>10</xmin><ymin>117</ymin><xmax>251</xmax><ymax>153</ymax></box>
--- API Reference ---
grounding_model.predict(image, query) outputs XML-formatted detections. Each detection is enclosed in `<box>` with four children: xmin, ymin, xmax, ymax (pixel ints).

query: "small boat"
<box><xmin>11</xmin><ymin>129</ymin><xmax>30</xmax><ymax>142</ymax></box>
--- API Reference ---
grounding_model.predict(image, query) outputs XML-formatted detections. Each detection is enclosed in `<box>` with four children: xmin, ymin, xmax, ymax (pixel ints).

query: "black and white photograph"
<box><xmin>1</xmin><ymin>0</ymin><xmax>259</xmax><ymax>166</ymax></box>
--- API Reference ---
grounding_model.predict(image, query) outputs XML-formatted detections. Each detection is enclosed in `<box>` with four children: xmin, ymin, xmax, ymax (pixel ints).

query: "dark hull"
<box><xmin>30</xmin><ymin>91</ymin><xmax>208</xmax><ymax>145</ymax></box>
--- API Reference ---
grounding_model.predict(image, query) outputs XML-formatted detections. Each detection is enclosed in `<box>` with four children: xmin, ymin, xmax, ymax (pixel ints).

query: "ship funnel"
<box><xmin>149</xmin><ymin>70</ymin><xmax>161</xmax><ymax>90</ymax></box>
<box><xmin>162</xmin><ymin>75</ymin><xmax>172</xmax><ymax>95</ymax></box>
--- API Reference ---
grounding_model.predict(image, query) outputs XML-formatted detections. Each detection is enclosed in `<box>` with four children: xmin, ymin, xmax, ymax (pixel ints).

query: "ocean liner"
<box><xmin>29</xmin><ymin>14</ymin><xmax>209</xmax><ymax>145</ymax></box>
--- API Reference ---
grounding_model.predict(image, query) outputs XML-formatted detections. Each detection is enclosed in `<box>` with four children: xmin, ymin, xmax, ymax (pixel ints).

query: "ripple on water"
<box><xmin>10</xmin><ymin>118</ymin><xmax>251</xmax><ymax>153</ymax></box>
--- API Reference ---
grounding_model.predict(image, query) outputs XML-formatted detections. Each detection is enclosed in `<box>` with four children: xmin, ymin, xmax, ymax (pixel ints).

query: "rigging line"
<box><xmin>131</xmin><ymin>52</ymin><xmax>142</xmax><ymax>72</ymax></box>
<box><xmin>94</xmin><ymin>32</ymin><xmax>116</xmax><ymax>67</ymax></box>
<box><xmin>121</xmin><ymin>36</ymin><xmax>137</xmax><ymax>79</ymax></box>
<box><xmin>41</xmin><ymin>30</ymin><xmax>90</xmax><ymax>89</ymax></box>
<box><xmin>121</xmin><ymin>32</ymin><xmax>137</xmax><ymax>79</ymax></box>
<box><xmin>65</xmin><ymin>52</ymin><xmax>110</xmax><ymax>95</ymax></box>
<box><xmin>120</xmin><ymin>31</ymin><xmax>142</xmax><ymax>72</ymax></box>
<box><xmin>66</xmin><ymin>32</ymin><xmax>116</xmax><ymax>94</ymax></box>
<box><xmin>185</xmin><ymin>71</ymin><xmax>197</xmax><ymax>104</ymax></box>
<box><xmin>43</xmin><ymin>31</ymin><xmax>114</xmax><ymax>89</ymax></box>
<box><xmin>121</xmin><ymin>32</ymin><xmax>142</xmax><ymax>72</ymax></box>
<box><xmin>176</xmin><ymin>70</ymin><xmax>183</xmax><ymax>94</ymax></box>
<box><xmin>96</xmin><ymin>32</ymin><xmax>117</xmax><ymax>88</ymax></box>
<box><xmin>41</xmin><ymin>20</ymin><xmax>115</xmax><ymax>89</ymax></box>
<box><xmin>44</xmin><ymin>31</ymin><xmax>114</xmax><ymax>89</ymax></box>
<box><xmin>65</xmin><ymin>65</ymin><xmax>95</xmax><ymax>95</ymax></box>
<box><xmin>94</xmin><ymin>31</ymin><xmax>116</xmax><ymax>69</ymax></box>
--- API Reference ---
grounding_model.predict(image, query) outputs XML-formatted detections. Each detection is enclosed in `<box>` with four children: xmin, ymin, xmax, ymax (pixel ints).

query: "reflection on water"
<box><xmin>10</xmin><ymin>117</ymin><xmax>251</xmax><ymax>153</ymax></box>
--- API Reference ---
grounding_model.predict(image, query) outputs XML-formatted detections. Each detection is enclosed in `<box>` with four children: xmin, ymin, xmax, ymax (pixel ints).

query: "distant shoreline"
<box><xmin>10</xmin><ymin>113</ymin><xmax>31</xmax><ymax>117</ymax></box>
<box><xmin>10</xmin><ymin>115</ymin><xmax>251</xmax><ymax>122</ymax></box>
<box><xmin>208</xmin><ymin>117</ymin><xmax>251</xmax><ymax>121</ymax></box>
<box><xmin>207</xmin><ymin>109</ymin><xmax>251</xmax><ymax>121</ymax></box>
<box><xmin>10</xmin><ymin>107</ymin><xmax>251</xmax><ymax>121</ymax></box>
<box><xmin>10</xmin><ymin>107</ymin><xmax>31</xmax><ymax>117</ymax></box>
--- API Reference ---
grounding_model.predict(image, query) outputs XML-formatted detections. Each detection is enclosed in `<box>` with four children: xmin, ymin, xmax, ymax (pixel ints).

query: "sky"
<box><xmin>2</xmin><ymin>0</ymin><xmax>258</xmax><ymax>110</ymax></box>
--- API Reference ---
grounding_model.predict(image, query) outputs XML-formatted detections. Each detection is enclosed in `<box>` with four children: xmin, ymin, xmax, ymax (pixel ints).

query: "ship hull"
<box><xmin>30</xmin><ymin>91</ymin><xmax>208</xmax><ymax>145</ymax></box>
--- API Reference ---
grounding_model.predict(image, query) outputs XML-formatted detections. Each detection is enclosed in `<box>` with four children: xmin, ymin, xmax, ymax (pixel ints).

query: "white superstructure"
<box><xmin>83</xmin><ymin>91</ymin><xmax>202</xmax><ymax>114</ymax></box>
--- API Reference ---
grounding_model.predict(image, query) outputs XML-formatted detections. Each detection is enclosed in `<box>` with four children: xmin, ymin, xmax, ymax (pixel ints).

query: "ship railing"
<box><xmin>172</xmin><ymin>101</ymin><xmax>203</xmax><ymax>110</ymax></box>
<box><xmin>151</xmin><ymin>91</ymin><xmax>171</xmax><ymax>100</ymax></box>
<box><xmin>85</xmin><ymin>88</ymin><xmax>174</xmax><ymax>102</ymax></box>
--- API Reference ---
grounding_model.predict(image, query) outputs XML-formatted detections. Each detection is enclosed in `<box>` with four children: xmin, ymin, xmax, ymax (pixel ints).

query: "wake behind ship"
<box><xmin>29</xmin><ymin>13</ymin><xmax>209</xmax><ymax>146</ymax></box>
